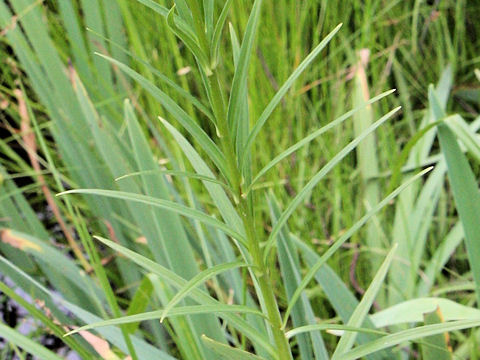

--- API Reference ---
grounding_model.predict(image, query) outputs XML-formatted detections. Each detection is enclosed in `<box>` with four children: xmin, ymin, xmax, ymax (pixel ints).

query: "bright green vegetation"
<box><xmin>0</xmin><ymin>0</ymin><xmax>479</xmax><ymax>359</ymax></box>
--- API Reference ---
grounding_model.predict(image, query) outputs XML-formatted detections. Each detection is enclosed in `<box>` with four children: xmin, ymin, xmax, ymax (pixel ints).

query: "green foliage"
<box><xmin>0</xmin><ymin>1</ymin><xmax>479</xmax><ymax>359</ymax></box>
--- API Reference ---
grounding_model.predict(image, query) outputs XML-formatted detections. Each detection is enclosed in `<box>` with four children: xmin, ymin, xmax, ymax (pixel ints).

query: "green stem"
<box><xmin>208</xmin><ymin>68</ymin><xmax>291</xmax><ymax>358</ymax></box>
<box><xmin>241</xmin><ymin>202</ymin><xmax>293</xmax><ymax>360</ymax></box>
<box><xmin>207</xmin><ymin>71</ymin><xmax>242</xmax><ymax>199</ymax></box>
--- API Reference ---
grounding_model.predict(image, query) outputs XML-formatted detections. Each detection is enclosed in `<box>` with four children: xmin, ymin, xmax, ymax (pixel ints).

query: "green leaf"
<box><xmin>0</xmin><ymin>323</ymin><xmax>64</xmax><ymax>360</ymax></box>
<box><xmin>370</xmin><ymin>297</ymin><xmax>480</xmax><ymax>328</ymax></box>
<box><xmin>166</xmin><ymin>5</ymin><xmax>211</xmax><ymax>75</ymax></box>
<box><xmin>58</xmin><ymin>189</ymin><xmax>246</xmax><ymax>245</ymax></box>
<box><xmin>125</xmin><ymin>276</ymin><xmax>154</xmax><ymax>334</ymax></box>
<box><xmin>265</xmin><ymin>107</ymin><xmax>401</xmax><ymax>260</ymax></box>
<box><xmin>226</xmin><ymin>0</ymin><xmax>263</xmax><ymax>140</ymax></box>
<box><xmin>243</xmin><ymin>23</ymin><xmax>342</xmax><ymax>159</ymax></box>
<box><xmin>161</xmin><ymin>261</ymin><xmax>249</xmax><ymax>322</ymax></box>
<box><xmin>211</xmin><ymin>0</ymin><xmax>233</xmax><ymax>68</ymax></box>
<box><xmin>66</xmin><ymin>305</ymin><xmax>265</xmax><ymax>336</ymax></box>
<box><xmin>95</xmin><ymin>53</ymin><xmax>227</xmax><ymax>177</ymax></box>
<box><xmin>201</xmin><ymin>335</ymin><xmax>267</xmax><ymax>360</ymax></box>
<box><xmin>88</xmin><ymin>236</ymin><xmax>275</xmax><ymax>356</ymax></box>
<box><xmin>159</xmin><ymin>118</ymin><xmax>244</xmax><ymax>235</ymax></box>
<box><xmin>248</xmin><ymin>89</ymin><xmax>396</xmax><ymax>190</ymax></box>
<box><xmin>421</xmin><ymin>307</ymin><xmax>453</xmax><ymax>360</ymax></box>
<box><xmin>286</xmin><ymin>325</ymin><xmax>386</xmax><ymax>339</ymax></box>
<box><xmin>116</xmin><ymin>169</ymin><xmax>228</xmax><ymax>189</ymax></box>
<box><xmin>332</xmin><ymin>244</ymin><xmax>398</xmax><ymax>358</ymax></box>
<box><xmin>335</xmin><ymin>319</ymin><xmax>480</xmax><ymax>360</ymax></box>
<box><xmin>282</xmin><ymin>167</ymin><xmax>431</xmax><ymax>328</ymax></box>
<box><xmin>435</xmin><ymin>101</ymin><xmax>480</xmax><ymax>304</ymax></box>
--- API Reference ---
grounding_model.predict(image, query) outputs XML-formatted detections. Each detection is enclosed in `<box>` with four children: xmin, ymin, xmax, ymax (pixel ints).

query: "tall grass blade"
<box><xmin>265</xmin><ymin>107</ymin><xmax>401</xmax><ymax>259</ymax></box>
<box><xmin>201</xmin><ymin>335</ymin><xmax>267</xmax><ymax>360</ymax></box>
<box><xmin>332</xmin><ymin>244</ymin><xmax>397</xmax><ymax>358</ymax></box>
<box><xmin>243</xmin><ymin>23</ymin><xmax>342</xmax><ymax>159</ymax></box>
<box><xmin>282</xmin><ymin>167</ymin><xmax>431</xmax><ymax>327</ymax></box>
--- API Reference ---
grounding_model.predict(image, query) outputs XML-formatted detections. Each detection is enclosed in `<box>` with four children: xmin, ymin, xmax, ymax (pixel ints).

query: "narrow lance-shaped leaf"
<box><xmin>286</xmin><ymin>325</ymin><xmax>386</xmax><ymax>340</ymax></box>
<box><xmin>95</xmin><ymin>53</ymin><xmax>228</xmax><ymax>177</ymax></box>
<box><xmin>211</xmin><ymin>0</ymin><xmax>234</xmax><ymax>67</ymax></box>
<box><xmin>282</xmin><ymin>167</ymin><xmax>432</xmax><ymax>327</ymax></box>
<box><xmin>248</xmin><ymin>89</ymin><xmax>396</xmax><ymax>191</ymax></box>
<box><xmin>88</xmin><ymin>236</ymin><xmax>275</xmax><ymax>356</ymax></box>
<box><xmin>265</xmin><ymin>107</ymin><xmax>401</xmax><ymax>260</ymax></box>
<box><xmin>242</xmin><ymin>23</ymin><xmax>342</xmax><ymax>162</ymax></box>
<box><xmin>116</xmin><ymin>169</ymin><xmax>228</xmax><ymax>188</ymax></box>
<box><xmin>332</xmin><ymin>244</ymin><xmax>398</xmax><ymax>358</ymax></box>
<box><xmin>66</xmin><ymin>305</ymin><xmax>266</xmax><ymax>336</ymax></box>
<box><xmin>433</xmin><ymin>87</ymin><xmax>480</xmax><ymax>304</ymax></box>
<box><xmin>335</xmin><ymin>319</ymin><xmax>480</xmax><ymax>360</ymax></box>
<box><xmin>201</xmin><ymin>335</ymin><xmax>267</xmax><ymax>360</ymax></box>
<box><xmin>57</xmin><ymin>189</ymin><xmax>246</xmax><ymax>246</ymax></box>
<box><xmin>227</xmin><ymin>0</ymin><xmax>263</xmax><ymax>139</ymax></box>
<box><xmin>161</xmin><ymin>261</ymin><xmax>250</xmax><ymax>322</ymax></box>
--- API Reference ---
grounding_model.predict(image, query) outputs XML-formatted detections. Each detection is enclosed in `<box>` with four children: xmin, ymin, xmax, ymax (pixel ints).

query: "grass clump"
<box><xmin>0</xmin><ymin>1</ymin><xmax>480</xmax><ymax>359</ymax></box>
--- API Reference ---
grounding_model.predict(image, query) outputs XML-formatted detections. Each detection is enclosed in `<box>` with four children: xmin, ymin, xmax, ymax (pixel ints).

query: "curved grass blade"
<box><xmin>286</xmin><ymin>325</ymin><xmax>386</xmax><ymax>339</ymax></box>
<box><xmin>58</xmin><ymin>189</ymin><xmax>246</xmax><ymax>245</ymax></box>
<box><xmin>90</xmin><ymin>236</ymin><xmax>275</xmax><ymax>356</ymax></box>
<box><xmin>332</xmin><ymin>244</ymin><xmax>397</xmax><ymax>358</ymax></box>
<box><xmin>211</xmin><ymin>0</ymin><xmax>233</xmax><ymax>68</ymax></box>
<box><xmin>86</xmin><ymin>27</ymin><xmax>214</xmax><ymax>121</ymax></box>
<box><xmin>227</xmin><ymin>0</ymin><xmax>263</xmax><ymax>137</ymax></box>
<box><xmin>159</xmin><ymin>117</ymin><xmax>244</xmax><ymax>234</ymax></box>
<box><xmin>242</xmin><ymin>23</ymin><xmax>342</xmax><ymax>161</ymax></box>
<box><xmin>66</xmin><ymin>304</ymin><xmax>265</xmax><ymax>336</ymax></box>
<box><xmin>201</xmin><ymin>335</ymin><xmax>267</xmax><ymax>360</ymax></box>
<box><xmin>335</xmin><ymin>319</ymin><xmax>480</xmax><ymax>360</ymax></box>
<box><xmin>437</xmin><ymin>122</ymin><xmax>480</xmax><ymax>304</ymax></box>
<box><xmin>265</xmin><ymin>107</ymin><xmax>401</xmax><ymax>260</ymax></box>
<box><xmin>282</xmin><ymin>167</ymin><xmax>432</xmax><ymax>328</ymax></box>
<box><xmin>248</xmin><ymin>89</ymin><xmax>396</xmax><ymax>191</ymax></box>
<box><xmin>166</xmin><ymin>5</ymin><xmax>211</xmax><ymax>75</ymax></box>
<box><xmin>432</xmin><ymin>85</ymin><xmax>480</xmax><ymax>304</ymax></box>
<box><xmin>95</xmin><ymin>53</ymin><xmax>227</xmax><ymax>177</ymax></box>
<box><xmin>116</xmin><ymin>169</ymin><xmax>228</xmax><ymax>188</ymax></box>
<box><xmin>0</xmin><ymin>323</ymin><xmax>64</xmax><ymax>360</ymax></box>
<box><xmin>371</xmin><ymin>297</ymin><xmax>480</xmax><ymax>328</ymax></box>
<box><xmin>161</xmin><ymin>261</ymin><xmax>249</xmax><ymax>322</ymax></box>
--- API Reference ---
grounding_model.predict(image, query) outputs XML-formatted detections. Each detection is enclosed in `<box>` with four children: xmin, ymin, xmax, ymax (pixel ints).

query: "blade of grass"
<box><xmin>437</xmin><ymin>121</ymin><xmax>480</xmax><ymax>304</ymax></box>
<box><xmin>242</xmin><ymin>23</ymin><xmax>342</xmax><ymax>161</ymax></box>
<box><xmin>248</xmin><ymin>89</ymin><xmax>395</xmax><ymax>191</ymax></box>
<box><xmin>265</xmin><ymin>107</ymin><xmax>401</xmax><ymax>260</ymax></box>
<box><xmin>57</xmin><ymin>189</ymin><xmax>246</xmax><ymax>246</ymax></box>
<box><xmin>161</xmin><ymin>261</ymin><xmax>249</xmax><ymax>322</ymax></box>
<box><xmin>201</xmin><ymin>335</ymin><xmax>266</xmax><ymax>360</ymax></box>
<box><xmin>332</xmin><ymin>244</ymin><xmax>397</xmax><ymax>358</ymax></box>
<box><xmin>0</xmin><ymin>323</ymin><xmax>64</xmax><ymax>360</ymax></box>
<box><xmin>286</xmin><ymin>325</ymin><xmax>386</xmax><ymax>339</ymax></box>
<box><xmin>89</xmin><ymin>236</ymin><xmax>275</xmax><ymax>356</ymax></box>
<box><xmin>95</xmin><ymin>53</ymin><xmax>227</xmax><ymax>177</ymax></box>
<box><xmin>335</xmin><ymin>319</ymin><xmax>480</xmax><ymax>360</ymax></box>
<box><xmin>282</xmin><ymin>167</ymin><xmax>432</xmax><ymax>328</ymax></box>
<box><xmin>66</xmin><ymin>305</ymin><xmax>266</xmax><ymax>336</ymax></box>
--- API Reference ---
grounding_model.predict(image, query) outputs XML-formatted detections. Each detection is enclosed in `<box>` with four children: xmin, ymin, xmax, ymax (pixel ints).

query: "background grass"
<box><xmin>0</xmin><ymin>0</ymin><xmax>479</xmax><ymax>359</ymax></box>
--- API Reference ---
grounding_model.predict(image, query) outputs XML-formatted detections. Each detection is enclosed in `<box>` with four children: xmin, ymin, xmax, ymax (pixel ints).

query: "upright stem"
<box><xmin>240</xmin><ymin>202</ymin><xmax>293</xmax><ymax>360</ymax></box>
<box><xmin>207</xmin><ymin>69</ymin><xmax>292</xmax><ymax>359</ymax></box>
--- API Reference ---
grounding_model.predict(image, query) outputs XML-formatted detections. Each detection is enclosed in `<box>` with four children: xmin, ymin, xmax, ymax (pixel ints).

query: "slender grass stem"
<box><xmin>240</xmin><ymin>201</ymin><xmax>293</xmax><ymax>360</ymax></box>
<box><xmin>208</xmin><ymin>66</ymin><xmax>292</xmax><ymax>358</ymax></box>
